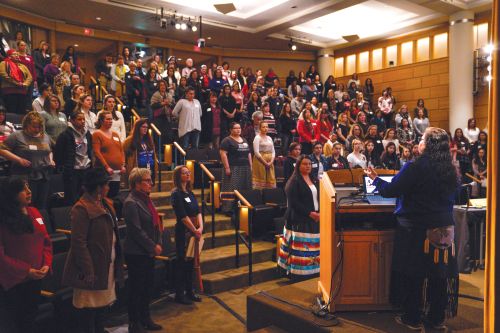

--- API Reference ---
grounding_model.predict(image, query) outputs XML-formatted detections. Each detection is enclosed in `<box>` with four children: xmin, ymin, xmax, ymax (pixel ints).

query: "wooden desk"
<box><xmin>318</xmin><ymin>177</ymin><xmax>396</xmax><ymax>312</ymax></box>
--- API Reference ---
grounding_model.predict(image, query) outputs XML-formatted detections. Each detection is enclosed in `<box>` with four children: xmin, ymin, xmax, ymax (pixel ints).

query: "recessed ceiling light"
<box><xmin>74</xmin><ymin>44</ymin><xmax>79</xmax><ymax>47</ymax></box>
<box><xmin>207</xmin><ymin>36</ymin><xmax>212</xmax><ymax>40</ymax></box>
<box><xmin>291</xmin><ymin>5</ymin><xmax>297</xmax><ymax>8</ymax></box>
<box><xmin>96</xmin><ymin>17</ymin><xmax>102</xmax><ymax>21</ymax></box>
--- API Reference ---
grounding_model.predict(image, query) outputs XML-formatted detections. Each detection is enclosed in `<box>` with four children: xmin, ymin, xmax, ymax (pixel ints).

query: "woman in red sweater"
<box><xmin>0</xmin><ymin>177</ymin><xmax>53</xmax><ymax>333</ymax></box>
<box><xmin>297</xmin><ymin>108</ymin><xmax>319</xmax><ymax>155</ymax></box>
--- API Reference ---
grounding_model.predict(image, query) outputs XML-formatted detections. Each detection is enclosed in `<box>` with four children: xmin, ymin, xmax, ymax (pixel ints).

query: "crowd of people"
<box><xmin>0</xmin><ymin>35</ymin><xmax>488</xmax><ymax>333</ymax></box>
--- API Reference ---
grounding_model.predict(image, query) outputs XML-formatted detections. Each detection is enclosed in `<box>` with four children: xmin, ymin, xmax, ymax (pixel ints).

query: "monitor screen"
<box><xmin>364</xmin><ymin>175</ymin><xmax>394</xmax><ymax>194</ymax></box>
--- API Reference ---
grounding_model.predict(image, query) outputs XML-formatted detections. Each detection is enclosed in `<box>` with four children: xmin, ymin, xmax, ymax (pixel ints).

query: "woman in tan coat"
<box><xmin>122</xmin><ymin>118</ymin><xmax>158</xmax><ymax>188</ymax></box>
<box><xmin>62</xmin><ymin>168</ymin><xmax>124</xmax><ymax>333</ymax></box>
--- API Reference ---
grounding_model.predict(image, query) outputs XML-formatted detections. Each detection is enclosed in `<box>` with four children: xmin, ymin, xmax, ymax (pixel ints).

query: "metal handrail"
<box><xmin>199</xmin><ymin>162</ymin><xmax>216</xmax><ymax>248</ymax></box>
<box><xmin>234</xmin><ymin>190</ymin><xmax>253</xmax><ymax>209</ymax></box>
<box><xmin>149</xmin><ymin>123</ymin><xmax>163</xmax><ymax>191</ymax></box>
<box><xmin>234</xmin><ymin>189</ymin><xmax>254</xmax><ymax>285</ymax></box>
<box><xmin>173</xmin><ymin>141</ymin><xmax>186</xmax><ymax>166</ymax></box>
<box><xmin>199</xmin><ymin>163</ymin><xmax>215</xmax><ymax>181</ymax></box>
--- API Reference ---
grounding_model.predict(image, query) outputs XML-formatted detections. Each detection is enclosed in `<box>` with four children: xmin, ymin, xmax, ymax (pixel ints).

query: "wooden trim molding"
<box><xmin>0</xmin><ymin>4</ymin><xmax>314</xmax><ymax>61</ymax></box>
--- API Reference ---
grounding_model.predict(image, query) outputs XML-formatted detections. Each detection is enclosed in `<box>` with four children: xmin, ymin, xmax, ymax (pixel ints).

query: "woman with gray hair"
<box><xmin>242</xmin><ymin>110</ymin><xmax>263</xmax><ymax>151</ymax></box>
<box><xmin>123</xmin><ymin>167</ymin><xmax>163</xmax><ymax>332</ymax></box>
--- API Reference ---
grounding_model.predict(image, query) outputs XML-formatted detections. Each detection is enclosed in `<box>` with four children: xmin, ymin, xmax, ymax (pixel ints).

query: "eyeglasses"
<box><xmin>181</xmin><ymin>171</ymin><xmax>191</xmax><ymax>175</ymax></box>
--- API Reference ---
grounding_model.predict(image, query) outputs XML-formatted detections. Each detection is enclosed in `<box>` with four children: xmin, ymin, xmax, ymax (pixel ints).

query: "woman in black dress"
<box><xmin>366</xmin><ymin>127</ymin><xmax>459</xmax><ymax>331</ymax></box>
<box><xmin>278</xmin><ymin>155</ymin><xmax>319</xmax><ymax>278</ymax></box>
<box><xmin>171</xmin><ymin>165</ymin><xmax>203</xmax><ymax>305</ymax></box>
<box><xmin>219</xmin><ymin>122</ymin><xmax>252</xmax><ymax>213</ymax></box>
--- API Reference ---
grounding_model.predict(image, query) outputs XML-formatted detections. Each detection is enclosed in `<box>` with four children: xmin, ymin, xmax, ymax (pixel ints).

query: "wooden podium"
<box><xmin>318</xmin><ymin>169</ymin><xmax>397</xmax><ymax>311</ymax></box>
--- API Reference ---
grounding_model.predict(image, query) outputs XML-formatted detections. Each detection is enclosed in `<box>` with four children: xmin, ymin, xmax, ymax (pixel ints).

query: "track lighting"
<box><xmin>288</xmin><ymin>39</ymin><xmax>297</xmax><ymax>51</ymax></box>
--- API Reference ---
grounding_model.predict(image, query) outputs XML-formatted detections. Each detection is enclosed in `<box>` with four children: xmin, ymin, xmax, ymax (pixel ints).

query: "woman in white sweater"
<box><xmin>97</xmin><ymin>95</ymin><xmax>126</xmax><ymax>141</ymax></box>
<box><xmin>252</xmin><ymin>122</ymin><xmax>276</xmax><ymax>189</ymax></box>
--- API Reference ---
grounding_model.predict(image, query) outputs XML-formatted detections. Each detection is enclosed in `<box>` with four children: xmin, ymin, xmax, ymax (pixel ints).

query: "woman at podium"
<box><xmin>366</xmin><ymin>127</ymin><xmax>459</xmax><ymax>331</ymax></box>
<box><xmin>278</xmin><ymin>155</ymin><xmax>320</xmax><ymax>278</ymax></box>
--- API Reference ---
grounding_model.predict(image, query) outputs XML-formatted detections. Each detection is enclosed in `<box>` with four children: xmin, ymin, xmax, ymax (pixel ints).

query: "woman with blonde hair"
<box><xmin>0</xmin><ymin>111</ymin><xmax>55</xmax><ymax>209</ymax></box>
<box><xmin>54</xmin><ymin>60</ymin><xmax>72</xmax><ymax>107</ymax></box>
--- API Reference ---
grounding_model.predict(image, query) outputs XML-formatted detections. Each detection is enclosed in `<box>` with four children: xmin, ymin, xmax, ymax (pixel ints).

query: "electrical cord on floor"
<box><xmin>258</xmin><ymin>290</ymin><xmax>340</xmax><ymax>327</ymax></box>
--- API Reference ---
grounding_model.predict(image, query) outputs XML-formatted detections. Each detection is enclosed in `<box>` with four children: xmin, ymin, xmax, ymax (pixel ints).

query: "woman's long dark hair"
<box><xmin>285</xmin><ymin>155</ymin><xmax>316</xmax><ymax>194</ymax></box>
<box><xmin>0</xmin><ymin>177</ymin><xmax>34</xmax><ymax>234</ymax></box>
<box><xmin>417</xmin><ymin>127</ymin><xmax>459</xmax><ymax>194</ymax></box>
<box><xmin>129</xmin><ymin>118</ymin><xmax>154</xmax><ymax>151</ymax></box>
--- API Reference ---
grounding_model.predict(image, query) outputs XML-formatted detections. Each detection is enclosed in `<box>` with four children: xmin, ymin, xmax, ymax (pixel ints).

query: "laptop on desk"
<box><xmin>362</xmin><ymin>175</ymin><xmax>397</xmax><ymax>205</ymax></box>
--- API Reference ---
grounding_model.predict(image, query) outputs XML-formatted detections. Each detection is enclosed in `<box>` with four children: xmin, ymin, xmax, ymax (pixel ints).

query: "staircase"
<box><xmin>151</xmin><ymin>169</ymin><xmax>280</xmax><ymax>294</ymax></box>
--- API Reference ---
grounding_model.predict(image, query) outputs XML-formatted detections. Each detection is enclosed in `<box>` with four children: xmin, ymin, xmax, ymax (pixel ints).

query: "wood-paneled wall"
<box><xmin>334</xmin><ymin>58</ymin><xmax>452</xmax><ymax>130</ymax></box>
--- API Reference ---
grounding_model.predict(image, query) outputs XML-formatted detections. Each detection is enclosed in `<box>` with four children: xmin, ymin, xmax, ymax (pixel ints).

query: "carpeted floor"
<box><xmin>104</xmin><ymin>270</ymin><xmax>484</xmax><ymax>332</ymax></box>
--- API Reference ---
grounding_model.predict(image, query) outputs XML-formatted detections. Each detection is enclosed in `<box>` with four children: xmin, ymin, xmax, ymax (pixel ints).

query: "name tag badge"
<box><xmin>113</xmin><ymin>136</ymin><xmax>120</xmax><ymax>142</ymax></box>
<box><xmin>293</xmin><ymin>163</ymin><xmax>296</xmax><ymax>168</ymax></box>
<box><xmin>333</xmin><ymin>163</ymin><xmax>338</xmax><ymax>168</ymax></box>
<box><xmin>36</xmin><ymin>218</ymin><xmax>44</xmax><ymax>225</ymax></box>
<box><xmin>59</xmin><ymin>116</ymin><xmax>66</xmax><ymax>122</ymax></box>
<box><xmin>29</xmin><ymin>144</ymin><xmax>38</xmax><ymax>150</ymax></box>
<box><xmin>312</xmin><ymin>163</ymin><xmax>318</xmax><ymax>168</ymax></box>
<box><xmin>207</xmin><ymin>108</ymin><xmax>212</xmax><ymax>112</ymax></box>
<box><xmin>185</xmin><ymin>197</ymin><xmax>191</xmax><ymax>203</ymax></box>
<box><xmin>377</xmin><ymin>140</ymin><xmax>381</xmax><ymax>144</ymax></box>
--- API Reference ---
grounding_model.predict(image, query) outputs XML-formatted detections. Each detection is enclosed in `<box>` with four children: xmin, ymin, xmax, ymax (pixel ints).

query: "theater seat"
<box><xmin>238</xmin><ymin>189</ymin><xmax>276</xmax><ymax>237</ymax></box>
<box><xmin>262</xmin><ymin>188</ymin><xmax>287</xmax><ymax>217</ymax></box>
<box><xmin>51</xmin><ymin>206</ymin><xmax>73</xmax><ymax>235</ymax></box>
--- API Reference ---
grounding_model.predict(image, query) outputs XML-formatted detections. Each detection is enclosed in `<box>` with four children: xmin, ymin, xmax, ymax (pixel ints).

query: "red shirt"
<box><xmin>297</xmin><ymin>119</ymin><xmax>319</xmax><ymax>143</ymax></box>
<box><xmin>318</xmin><ymin>119</ymin><xmax>333</xmax><ymax>144</ymax></box>
<box><xmin>0</xmin><ymin>207</ymin><xmax>53</xmax><ymax>290</ymax></box>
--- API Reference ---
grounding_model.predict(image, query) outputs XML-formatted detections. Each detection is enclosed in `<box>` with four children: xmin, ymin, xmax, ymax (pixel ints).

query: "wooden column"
<box><xmin>49</xmin><ymin>29</ymin><xmax>56</xmax><ymax>54</ymax></box>
<box><xmin>485</xmin><ymin>1</ymin><xmax>499</xmax><ymax>332</ymax></box>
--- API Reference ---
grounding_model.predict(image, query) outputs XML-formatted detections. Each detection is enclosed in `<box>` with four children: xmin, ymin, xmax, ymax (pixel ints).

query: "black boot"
<box><xmin>141</xmin><ymin>318</ymin><xmax>163</xmax><ymax>331</ymax></box>
<box><xmin>129</xmin><ymin>322</ymin><xmax>146</xmax><ymax>333</ymax></box>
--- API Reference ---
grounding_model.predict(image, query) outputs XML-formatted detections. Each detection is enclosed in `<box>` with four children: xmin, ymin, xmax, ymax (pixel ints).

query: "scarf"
<box><xmin>133</xmin><ymin>190</ymin><xmax>162</xmax><ymax>230</ymax></box>
<box><xmin>5</xmin><ymin>51</ymin><xmax>24</xmax><ymax>83</ymax></box>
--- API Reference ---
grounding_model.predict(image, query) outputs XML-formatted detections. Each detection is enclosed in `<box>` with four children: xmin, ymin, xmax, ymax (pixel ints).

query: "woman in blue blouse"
<box><xmin>171</xmin><ymin>165</ymin><xmax>203</xmax><ymax>305</ymax></box>
<box><xmin>366</xmin><ymin>127</ymin><xmax>459</xmax><ymax>331</ymax></box>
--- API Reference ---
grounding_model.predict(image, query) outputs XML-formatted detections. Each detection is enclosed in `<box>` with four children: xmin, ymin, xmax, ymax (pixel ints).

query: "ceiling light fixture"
<box><xmin>96</xmin><ymin>17</ymin><xmax>102</xmax><ymax>21</ymax></box>
<box><xmin>155</xmin><ymin>8</ymin><xmax>199</xmax><ymax>34</ymax></box>
<box><xmin>288</xmin><ymin>38</ymin><xmax>297</xmax><ymax>51</ymax></box>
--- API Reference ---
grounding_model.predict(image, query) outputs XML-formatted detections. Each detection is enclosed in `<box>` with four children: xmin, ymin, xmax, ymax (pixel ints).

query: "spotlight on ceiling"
<box><xmin>288</xmin><ymin>39</ymin><xmax>297</xmax><ymax>51</ymax></box>
<box><xmin>175</xmin><ymin>22</ymin><xmax>181</xmax><ymax>29</ymax></box>
<box><xmin>180</xmin><ymin>22</ymin><xmax>187</xmax><ymax>30</ymax></box>
<box><xmin>192</xmin><ymin>25</ymin><xmax>198</xmax><ymax>32</ymax></box>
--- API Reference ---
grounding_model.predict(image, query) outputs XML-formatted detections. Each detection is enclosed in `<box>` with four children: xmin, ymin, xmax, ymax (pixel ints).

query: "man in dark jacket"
<box><xmin>54</xmin><ymin>111</ymin><xmax>93</xmax><ymax>204</ymax></box>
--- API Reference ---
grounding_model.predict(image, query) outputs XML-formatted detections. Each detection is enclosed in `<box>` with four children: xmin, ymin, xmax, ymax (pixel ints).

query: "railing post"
<box><xmin>201</xmin><ymin>172</ymin><xmax>206</xmax><ymax>240</ymax></box>
<box><xmin>157</xmin><ymin>135</ymin><xmax>162</xmax><ymax>192</ymax></box>
<box><xmin>210</xmin><ymin>180</ymin><xmax>215</xmax><ymax>249</ymax></box>
<box><xmin>235</xmin><ymin>200</ymin><xmax>240</xmax><ymax>268</ymax></box>
<box><xmin>248</xmin><ymin>208</ymin><xmax>253</xmax><ymax>286</ymax></box>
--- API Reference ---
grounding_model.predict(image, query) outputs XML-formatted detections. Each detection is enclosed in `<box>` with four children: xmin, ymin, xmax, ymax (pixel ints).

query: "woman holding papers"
<box><xmin>171</xmin><ymin>165</ymin><xmax>203</xmax><ymax>305</ymax></box>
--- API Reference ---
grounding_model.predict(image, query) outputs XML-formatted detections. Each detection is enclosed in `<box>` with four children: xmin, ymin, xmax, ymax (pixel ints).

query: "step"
<box><xmin>152</xmin><ymin>180</ymin><xmax>174</xmax><ymax>192</ymax></box>
<box><xmin>202</xmin><ymin>229</ymin><xmax>244</xmax><ymax>250</ymax></box>
<box><xmin>202</xmin><ymin>261</ymin><xmax>278</xmax><ymax>294</ymax></box>
<box><xmin>201</xmin><ymin>241</ymin><xmax>275</xmax><ymax>275</ymax></box>
<box><xmin>162</xmin><ymin>213</ymin><xmax>233</xmax><ymax>234</ymax></box>
<box><xmin>251</xmin><ymin>326</ymin><xmax>288</xmax><ymax>333</ymax></box>
<box><xmin>157</xmin><ymin>202</ymin><xmax>207</xmax><ymax>219</ymax></box>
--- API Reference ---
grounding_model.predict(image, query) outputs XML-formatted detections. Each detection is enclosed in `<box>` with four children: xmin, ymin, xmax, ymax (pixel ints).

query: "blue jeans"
<box><xmin>181</xmin><ymin>130</ymin><xmax>200</xmax><ymax>150</ymax></box>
